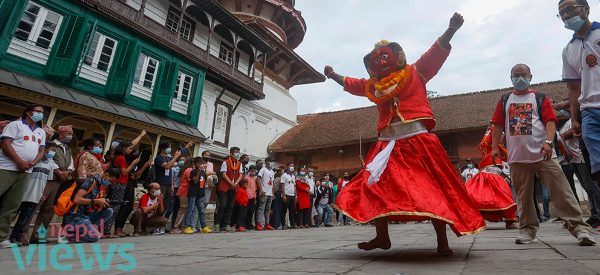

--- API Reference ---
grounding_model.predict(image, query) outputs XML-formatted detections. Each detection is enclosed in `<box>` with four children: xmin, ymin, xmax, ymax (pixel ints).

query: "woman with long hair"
<box><xmin>106</xmin><ymin>141</ymin><xmax>140</xmax><ymax>237</ymax></box>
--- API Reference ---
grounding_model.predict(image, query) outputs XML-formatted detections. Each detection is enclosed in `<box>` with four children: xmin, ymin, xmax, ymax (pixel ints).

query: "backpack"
<box><xmin>54</xmin><ymin>179</ymin><xmax>96</xmax><ymax>216</ymax></box>
<box><xmin>501</xmin><ymin>92</ymin><xmax>547</xmax><ymax>123</ymax></box>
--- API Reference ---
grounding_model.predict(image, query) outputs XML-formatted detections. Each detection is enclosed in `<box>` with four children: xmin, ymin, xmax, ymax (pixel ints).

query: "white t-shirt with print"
<box><xmin>281</xmin><ymin>172</ymin><xmax>296</xmax><ymax>196</ymax></box>
<box><xmin>461</xmin><ymin>168</ymin><xmax>479</xmax><ymax>181</ymax></box>
<box><xmin>258</xmin><ymin>167</ymin><xmax>275</xmax><ymax>196</ymax></box>
<box><xmin>562</xmin><ymin>22</ymin><xmax>600</xmax><ymax>110</ymax></box>
<box><xmin>503</xmin><ymin>93</ymin><xmax>546</xmax><ymax>163</ymax></box>
<box><xmin>0</xmin><ymin>120</ymin><xmax>45</xmax><ymax>173</ymax></box>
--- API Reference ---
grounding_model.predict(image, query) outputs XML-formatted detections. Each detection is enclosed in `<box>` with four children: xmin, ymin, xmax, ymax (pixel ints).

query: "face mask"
<box><xmin>564</xmin><ymin>15</ymin><xmax>586</xmax><ymax>32</ymax></box>
<box><xmin>467</xmin><ymin>164</ymin><xmax>473</xmax><ymax>169</ymax></box>
<box><xmin>46</xmin><ymin>151</ymin><xmax>56</xmax><ymax>159</ymax></box>
<box><xmin>63</xmin><ymin>135</ymin><xmax>73</xmax><ymax>144</ymax></box>
<box><xmin>92</xmin><ymin>147</ymin><xmax>103</xmax><ymax>154</ymax></box>
<box><xmin>153</xmin><ymin>189</ymin><xmax>161</xmax><ymax>196</ymax></box>
<box><xmin>325</xmin><ymin>176</ymin><xmax>329</xmax><ymax>180</ymax></box>
<box><xmin>233</xmin><ymin>153</ymin><xmax>241</xmax><ymax>160</ymax></box>
<box><xmin>289</xmin><ymin>167</ymin><xmax>294</xmax><ymax>172</ymax></box>
<box><xmin>178</xmin><ymin>160</ymin><xmax>185</xmax><ymax>167</ymax></box>
<box><xmin>299</xmin><ymin>171</ymin><xmax>306</xmax><ymax>176</ymax></box>
<box><xmin>511</xmin><ymin>77</ymin><xmax>530</xmax><ymax>90</ymax></box>
<box><xmin>30</xmin><ymin>112</ymin><xmax>44</xmax><ymax>122</ymax></box>
<box><xmin>202</xmin><ymin>156</ymin><xmax>210</xmax><ymax>162</ymax></box>
<box><xmin>165</xmin><ymin>148</ymin><xmax>172</xmax><ymax>154</ymax></box>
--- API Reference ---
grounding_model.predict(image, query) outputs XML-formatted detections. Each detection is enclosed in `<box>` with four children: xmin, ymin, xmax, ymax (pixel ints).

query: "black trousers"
<box><xmin>115</xmin><ymin>181</ymin><xmax>136</xmax><ymax>229</ymax></box>
<box><xmin>237</xmin><ymin>205</ymin><xmax>247</xmax><ymax>229</ymax></box>
<box><xmin>245</xmin><ymin>198</ymin><xmax>256</xmax><ymax>227</ymax></box>
<box><xmin>282</xmin><ymin>195</ymin><xmax>296</xmax><ymax>227</ymax></box>
<box><xmin>215</xmin><ymin>190</ymin><xmax>236</xmax><ymax>227</ymax></box>
<box><xmin>297</xmin><ymin>208</ymin><xmax>311</xmax><ymax>226</ymax></box>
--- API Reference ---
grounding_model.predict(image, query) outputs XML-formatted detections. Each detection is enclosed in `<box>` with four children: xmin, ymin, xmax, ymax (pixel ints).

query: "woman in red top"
<box><xmin>173</xmin><ymin>158</ymin><xmax>194</xmax><ymax>233</ymax></box>
<box><xmin>465</xmin><ymin>125</ymin><xmax>517</xmax><ymax>229</ymax></box>
<box><xmin>295</xmin><ymin>168</ymin><xmax>311</xmax><ymax>228</ymax></box>
<box><xmin>235</xmin><ymin>180</ymin><xmax>249</xmax><ymax>232</ymax></box>
<box><xmin>324</xmin><ymin>13</ymin><xmax>484</xmax><ymax>256</ymax></box>
<box><xmin>107</xmin><ymin>141</ymin><xmax>140</xmax><ymax>237</ymax></box>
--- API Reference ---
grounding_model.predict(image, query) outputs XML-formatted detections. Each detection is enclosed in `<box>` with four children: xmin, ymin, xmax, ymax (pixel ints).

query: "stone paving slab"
<box><xmin>1</xmin><ymin>222</ymin><xmax>599</xmax><ymax>274</ymax></box>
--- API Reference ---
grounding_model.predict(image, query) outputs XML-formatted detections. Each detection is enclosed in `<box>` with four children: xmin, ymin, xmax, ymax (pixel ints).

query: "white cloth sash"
<box><xmin>366</xmin><ymin>121</ymin><xmax>428</xmax><ymax>185</ymax></box>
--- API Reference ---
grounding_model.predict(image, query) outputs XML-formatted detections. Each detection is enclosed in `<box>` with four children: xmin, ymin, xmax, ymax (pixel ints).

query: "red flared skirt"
<box><xmin>335</xmin><ymin>133</ymin><xmax>486</xmax><ymax>236</ymax></box>
<box><xmin>465</xmin><ymin>171</ymin><xmax>517</xmax><ymax>222</ymax></box>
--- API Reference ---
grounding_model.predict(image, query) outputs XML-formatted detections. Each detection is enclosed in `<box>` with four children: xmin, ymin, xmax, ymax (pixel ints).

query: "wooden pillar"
<box><xmin>46</xmin><ymin>106</ymin><xmax>58</xmax><ymax>126</ymax></box>
<box><xmin>104</xmin><ymin>122</ymin><xmax>117</xmax><ymax>154</ymax></box>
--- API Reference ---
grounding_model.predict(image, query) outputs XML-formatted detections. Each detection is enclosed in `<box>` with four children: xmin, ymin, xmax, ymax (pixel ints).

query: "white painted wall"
<box><xmin>144</xmin><ymin>0</ymin><xmax>169</xmax><ymax>24</ymax></box>
<box><xmin>197</xmin><ymin>78</ymin><xmax>297</xmax><ymax>162</ymax></box>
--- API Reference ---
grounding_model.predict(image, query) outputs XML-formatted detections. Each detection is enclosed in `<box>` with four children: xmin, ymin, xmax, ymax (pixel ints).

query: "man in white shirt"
<box><xmin>560</xmin><ymin>0</ymin><xmax>600</xmax><ymax>178</ymax></box>
<box><xmin>0</xmin><ymin>105</ymin><xmax>46</xmax><ymax>248</ymax></box>
<box><xmin>281</xmin><ymin>163</ymin><xmax>297</xmax><ymax>228</ymax></box>
<box><xmin>256</xmin><ymin>157</ymin><xmax>275</xmax><ymax>230</ymax></box>
<box><xmin>461</xmin><ymin>158</ymin><xmax>480</xmax><ymax>182</ymax></box>
<box><xmin>491</xmin><ymin>64</ymin><xmax>594</xmax><ymax>246</ymax></box>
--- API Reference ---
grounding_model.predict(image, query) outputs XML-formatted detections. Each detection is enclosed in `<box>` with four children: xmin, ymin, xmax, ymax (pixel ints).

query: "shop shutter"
<box><xmin>152</xmin><ymin>61</ymin><xmax>178</xmax><ymax>112</ymax></box>
<box><xmin>0</xmin><ymin>0</ymin><xmax>27</xmax><ymax>53</ymax></box>
<box><xmin>105</xmin><ymin>39</ymin><xmax>139</xmax><ymax>99</ymax></box>
<box><xmin>45</xmin><ymin>15</ymin><xmax>87</xmax><ymax>78</ymax></box>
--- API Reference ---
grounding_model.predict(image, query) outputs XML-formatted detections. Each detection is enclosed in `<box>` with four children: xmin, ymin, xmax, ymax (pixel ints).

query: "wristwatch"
<box><xmin>544</xmin><ymin>139</ymin><xmax>554</xmax><ymax>147</ymax></box>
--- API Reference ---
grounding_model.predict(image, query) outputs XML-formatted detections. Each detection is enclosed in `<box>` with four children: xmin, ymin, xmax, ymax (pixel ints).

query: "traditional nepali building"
<box><xmin>0</xmin><ymin>0</ymin><xmax>322</xmax><ymax>166</ymax></box>
<box><xmin>269</xmin><ymin>81</ymin><xmax>568</xmax><ymax>176</ymax></box>
<box><xmin>198</xmin><ymin>0</ymin><xmax>324</xmax><ymax>163</ymax></box>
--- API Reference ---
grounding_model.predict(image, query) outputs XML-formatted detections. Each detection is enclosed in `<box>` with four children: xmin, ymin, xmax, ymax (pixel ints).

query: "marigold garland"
<box><xmin>365</xmin><ymin>65</ymin><xmax>412</xmax><ymax>105</ymax></box>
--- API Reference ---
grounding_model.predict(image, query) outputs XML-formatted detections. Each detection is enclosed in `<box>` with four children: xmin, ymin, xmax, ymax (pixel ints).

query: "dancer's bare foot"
<box><xmin>357</xmin><ymin>237</ymin><xmax>391</xmax><ymax>251</ymax></box>
<box><xmin>505</xmin><ymin>221</ymin><xmax>518</xmax><ymax>230</ymax></box>
<box><xmin>437</xmin><ymin>244</ymin><xmax>453</xmax><ymax>257</ymax></box>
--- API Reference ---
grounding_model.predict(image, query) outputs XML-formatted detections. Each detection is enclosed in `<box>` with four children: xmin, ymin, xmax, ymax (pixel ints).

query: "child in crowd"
<box><xmin>184</xmin><ymin>157</ymin><xmax>211</xmax><ymax>234</ymax></box>
<box><xmin>173</xmin><ymin>158</ymin><xmax>193</xmax><ymax>234</ymax></box>
<box><xmin>9</xmin><ymin>143</ymin><xmax>61</xmax><ymax>245</ymax></box>
<box><xmin>235</xmin><ymin>179</ymin><xmax>249</xmax><ymax>232</ymax></box>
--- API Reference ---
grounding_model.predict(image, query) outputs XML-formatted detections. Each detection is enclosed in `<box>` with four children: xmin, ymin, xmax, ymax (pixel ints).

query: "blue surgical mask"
<box><xmin>30</xmin><ymin>112</ymin><xmax>44</xmax><ymax>122</ymax></box>
<box><xmin>467</xmin><ymin>164</ymin><xmax>473</xmax><ymax>169</ymax></box>
<box><xmin>46</xmin><ymin>151</ymin><xmax>56</xmax><ymax>159</ymax></box>
<box><xmin>511</xmin><ymin>77</ymin><xmax>530</xmax><ymax>90</ymax></box>
<box><xmin>178</xmin><ymin>160</ymin><xmax>185</xmax><ymax>167</ymax></box>
<box><xmin>289</xmin><ymin>167</ymin><xmax>295</xmax><ymax>172</ymax></box>
<box><xmin>165</xmin><ymin>148</ymin><xmax>172</xmax><ymax>154</ymax></box>
<box><xmin>92</xmin><ymin>147</ymin><xmax>103</xmax><ymax>154</ymax></box>
<box><xmin>564</xmin><ymin>16</ymin><xmax>586</xmax><ymax>32</ymax></box>
<box><xmin>299</xmin><ymin>171</ymin><xmax>306</xmax><ymax>176</ymax></box>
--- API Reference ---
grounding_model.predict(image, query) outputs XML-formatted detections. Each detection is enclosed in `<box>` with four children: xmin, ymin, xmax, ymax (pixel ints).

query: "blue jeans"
<box><xmin>185</xmin><ymin>196</ymin><xmax>206</xmax><ymax>229</ymax></box>
<box><xmin>65</xmin><ymin>208</ymin><xmax>113</xmax><ymax>243</ymax></box>
<box><xmin>270</xmin><ymin>192</ymin><xmax>283</xmax><ymax>228</ymax></box>
<box><xmin>582</xmin><ymin>108</ymin><xmax>600</xmax><ymax>174</ymax></box>
<box><xmin>10</xmin><ymin>202</ymin><xmax>37</xmax><ymax>240</ymax></box>
<box><xmin>316</xmin><ymin>203</ymin><xmax>333</xmax><ymax>226</ymax></box>
<box><xmin>542</xmin><ymin>184</ymin><xmax>550</xmax><ymax>219</ymax></box>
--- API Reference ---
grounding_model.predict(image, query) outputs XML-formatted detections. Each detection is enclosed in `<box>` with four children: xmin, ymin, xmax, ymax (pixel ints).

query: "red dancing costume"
<box><xmin>334</xmin><ymin>41</ymin><xmax>486</xmax><ymax>237</ymax></box>
<box><xmin>465</xmin><ymin>126</ymin><xmax>517</xmax><ymax>223</ymax></box>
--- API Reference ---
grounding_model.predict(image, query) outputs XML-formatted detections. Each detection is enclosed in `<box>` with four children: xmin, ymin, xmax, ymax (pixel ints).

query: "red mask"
<box><xmin>368</xmin><ymin>46</ymin><xmax>401</xmax><ymax>79</ymax></box>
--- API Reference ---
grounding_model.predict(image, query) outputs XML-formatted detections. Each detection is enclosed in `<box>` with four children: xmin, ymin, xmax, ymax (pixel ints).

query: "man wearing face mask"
<box><xmin>491</xmin><ymin>64</ymin><xmax>595</xmax><ymax>246</ymax></box>
<box><xmin>560</xmin><ymin>0</ymin><xmax>600</xmax><ymax>184</ymax></box>
<box><xmin>154</xmin><ymin>141</ymin><xmax>192</xmax><ymax>225</ymax></box>
<box><xmin>130</xmin><ymin>182</ymin><xmax>169</xmax><ymax>235</ymax></box>
<box><xmin>0</xmin><ymin>105</ymin><xmax>46</xmax><ymax>248</ymax></box>
<box><xmin>461</xmin><ymin>158</ymin><xmax>480</xmax><ymax>182</ymax></box>
<box><xmin>29</xmin><ymin>125</ymin><xmax>73</xmax><ymax>244</ymax></box>
<box><xmin>214</xmin><ymin>147</ymin><xmax>243</xmax><ymax>232</ymax></box>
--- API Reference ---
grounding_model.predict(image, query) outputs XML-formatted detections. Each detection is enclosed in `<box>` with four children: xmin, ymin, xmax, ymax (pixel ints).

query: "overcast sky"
<box><xmin>289</xmin><ymin>0</ymin><xmax>599</xmax><ymax>114</ymax></box>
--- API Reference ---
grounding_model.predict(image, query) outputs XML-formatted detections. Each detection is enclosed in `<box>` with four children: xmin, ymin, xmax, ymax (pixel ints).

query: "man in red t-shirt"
<box><xmin>490</xmin><ymin>64</ymin><xmax>594</xmax><ymax>246</ymax></box>
<box><xmin>130</xmin><ymin>182</ymin><xmax>168</xmax><ymax>235</ymax></box>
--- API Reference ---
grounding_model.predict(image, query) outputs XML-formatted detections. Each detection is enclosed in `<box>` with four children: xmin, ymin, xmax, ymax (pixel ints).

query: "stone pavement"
<box><xmin>1</xmin><ymin>221</ymin><xmax>600</xmax><ymax>275</ymax></box>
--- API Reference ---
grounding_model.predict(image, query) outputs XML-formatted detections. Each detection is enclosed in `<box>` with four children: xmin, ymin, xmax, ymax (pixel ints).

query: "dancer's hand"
<box><xmin>449</xmin><ymin>12</ymin><xmax>464</xmax><ymax>30</ymax></box>
<box><xmin>324</xmin><ymin>66</ymin><xmax>334</xmax><ymax>78</ymax></box>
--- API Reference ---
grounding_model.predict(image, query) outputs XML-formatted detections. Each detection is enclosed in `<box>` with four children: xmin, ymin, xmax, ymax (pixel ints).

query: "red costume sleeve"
<box><xmin>343</xmin><ymin>77</ymin><xmax>368</xmax><ymax>97</ymax></box>
<box><xmin>491</xmin><ymin>100</ymin><xmax>505</xmax><ymax>126</ymax></box>
<box><xmin>414</xmin><ymin>41</ymin><xmax>451</xmax><ymax>84</ymax></box>
<box><xmin>540</xmin><ymin>97</ymin><xmax>558</xmax><ymax>126</ymax></box>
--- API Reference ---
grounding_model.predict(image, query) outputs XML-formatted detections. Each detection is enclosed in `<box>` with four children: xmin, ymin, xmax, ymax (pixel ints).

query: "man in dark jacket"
<box><xmin>315</xmin><ymin>181</ymin><xmax>334</xmax><ymax>227</ymax></box>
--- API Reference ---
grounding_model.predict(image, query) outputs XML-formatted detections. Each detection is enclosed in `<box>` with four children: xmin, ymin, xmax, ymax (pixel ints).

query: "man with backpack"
<box><xmin>58</xmin><ymin>172</ymin><xmax>114</xmax><ymax>243</ymax></box>
<box><xmin>490</xmin><ymin>63</ymin><xmax>595</xmax><ymax>246</ymax></box>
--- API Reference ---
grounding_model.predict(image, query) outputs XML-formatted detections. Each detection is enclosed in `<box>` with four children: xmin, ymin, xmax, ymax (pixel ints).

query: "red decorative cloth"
<box><xmin>296</xmin><ymin>180</ymin><xmax>311</xmax><ymax>210</ymax></box>
<box><xmin>335</xmin><ymin>133</ymin><xmax>486</xmax><ymax>236</ymax></box>
<box><xmin>465</xmin><ymin>172</ymin><xmax>517</xmax><ymax>222</ymax></box>
<box><xmin>335</xmin><ymin>41</ymin><xmax>485</xmax><ymax>237</ymax></box>
<box><xmin>466</xmin><ymin>126</ymin><xmax>517</xmax><ymax>222</ymax></box>
<box><xmin>235</xmin><ymin>186</ymin><xmax>249</xmax><ymax>207</ymax></box>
